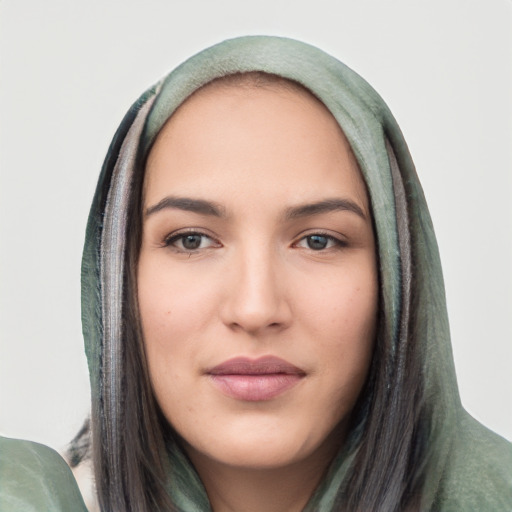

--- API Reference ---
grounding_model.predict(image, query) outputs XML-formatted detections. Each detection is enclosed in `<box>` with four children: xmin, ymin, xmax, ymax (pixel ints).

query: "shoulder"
<box><xmin>0</xmin><ymin>436</ymin><xmax>87</xmax><ymax>512</ymax></box>
<box><xmin>435</xmin><ymin>412</ymin><xmax>512</xmax><ymax>511</ymax></box>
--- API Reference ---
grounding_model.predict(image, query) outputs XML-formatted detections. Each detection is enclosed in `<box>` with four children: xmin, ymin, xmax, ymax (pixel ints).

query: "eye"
<box><xmin>295</xmin><ymin>233</ymin><xmax>344</xmax><ymax>251</ymax></box>
<box><xmin>164</xmin><ymin>231</ymin><xmax>219</xmax><ymax>252</ymax></box>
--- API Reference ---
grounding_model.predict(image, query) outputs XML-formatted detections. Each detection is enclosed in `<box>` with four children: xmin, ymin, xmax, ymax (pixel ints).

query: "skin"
<box><xmin>138</xmin><ymin>83</ymin><xmax>378</xmax><ymax>512</ymax></box>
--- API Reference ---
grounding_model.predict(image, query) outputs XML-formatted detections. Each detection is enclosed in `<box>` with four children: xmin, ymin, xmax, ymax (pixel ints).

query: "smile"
<box><xmin>207</xmin><ymin>356</ymin><xmax>306</xmax><ymax>401</ymax></box>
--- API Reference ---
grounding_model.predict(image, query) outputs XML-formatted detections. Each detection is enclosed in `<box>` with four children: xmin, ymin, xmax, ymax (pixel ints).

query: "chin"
<box><xmin>180</xmin><ymin>419</ymin><xmax>343</xmax><ymax>472</ymax></box>
<box><xmin>187</xmin><ymin>440</ymin><xmax>310</xmax><ymax>471</ymax></box>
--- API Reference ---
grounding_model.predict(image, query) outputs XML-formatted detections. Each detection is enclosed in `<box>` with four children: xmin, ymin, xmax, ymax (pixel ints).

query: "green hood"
<box><xmin>81</xmin><ymin>36</ymin><xmax>512</xmax><ymax>511</ymax></box>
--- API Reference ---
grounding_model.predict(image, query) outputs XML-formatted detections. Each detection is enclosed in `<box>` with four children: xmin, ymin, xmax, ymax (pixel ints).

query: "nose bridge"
<box><xmin>222</xmin><ymin>239</ymin><xmax>289</xmax><ymax>333</ymax></box>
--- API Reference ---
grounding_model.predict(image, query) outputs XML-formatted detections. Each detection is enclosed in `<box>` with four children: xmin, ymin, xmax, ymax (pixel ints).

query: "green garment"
<box><xmin>0</xmin><ymin>436</ymin><xmax>87</xmax><ymax>511</ymax></box>
<box><xmin>80</xmin><ymin>36</ymin><xmax>512</xmax><ymax>510</ymax></box>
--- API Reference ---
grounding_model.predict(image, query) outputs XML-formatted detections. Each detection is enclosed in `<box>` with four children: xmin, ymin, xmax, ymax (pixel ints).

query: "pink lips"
<box><xmin>207</xmin><ymin>356</ymin><xmax>305</xmax><ymax>401</ymax></box>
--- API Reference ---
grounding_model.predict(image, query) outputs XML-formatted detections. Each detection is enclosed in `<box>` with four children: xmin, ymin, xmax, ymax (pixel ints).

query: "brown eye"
<box><xmin>164</xmin><ymin>232</ymin><xmax>218</xmax><ymax>252</ymax></box>
<box><xmin>296</xmin><ymin>233</ymin><xmax>344</xmax><ymax>251</ymax></box>
<box><xmin>306</xmin><ymin>235</ymin><xmax>329</xmax><ymax>250</ymax></box>
<box><xmin>181</xmin><ymin>234</ymin><xmax>203</xmax><ymax>250</ymax></box>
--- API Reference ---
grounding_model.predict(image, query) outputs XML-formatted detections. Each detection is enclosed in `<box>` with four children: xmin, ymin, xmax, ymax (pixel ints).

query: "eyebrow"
<box><xmin>145</xmin><ymin>196</ymin><xmax>225</xmax><ymax>218</ymax></box>
<box><xmin>144</xmin><ymin>196</ymin><xmax>367</xmax><ymax>221</ymax></box>
<box><xmin>284</xmin><ymin>198</ymin><xmax>367</xmax><ymax>221</ymax></box>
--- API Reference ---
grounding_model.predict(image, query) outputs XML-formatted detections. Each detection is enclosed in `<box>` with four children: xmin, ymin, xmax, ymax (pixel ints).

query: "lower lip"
<box><xmin>209</xmin><ymin>374</ymin><xmax>303</xmax><ymax>401</ymax></box>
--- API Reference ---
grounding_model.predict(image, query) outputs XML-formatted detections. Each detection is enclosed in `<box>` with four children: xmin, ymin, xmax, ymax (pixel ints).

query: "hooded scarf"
<box><xmin>79</xmin><ymin>36</ymin><xmax>512</xmax><ymax>511</ymax></box>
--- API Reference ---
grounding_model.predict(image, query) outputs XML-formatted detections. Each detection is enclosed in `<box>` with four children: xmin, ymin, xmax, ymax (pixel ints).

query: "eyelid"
<box><xmin>163</xmin><ymin>228</ymin><xmax>222</xmax><ymax>252</ymax></box>
<box><xmin>292</xmin><ymin>230</ymin><xmax>347</xmax><ymax>250</ymax></box>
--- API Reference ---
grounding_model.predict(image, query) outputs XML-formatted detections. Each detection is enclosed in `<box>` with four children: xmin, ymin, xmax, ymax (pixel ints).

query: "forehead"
<box><xmin>144</xmin><ymin>80</ymin><xmax>369</xmax><ymax>213</ymax></box>
<box><xmin>149</xmin><ymin>73</ymin><xmax>345</xmax><ymax>154</ymax></box>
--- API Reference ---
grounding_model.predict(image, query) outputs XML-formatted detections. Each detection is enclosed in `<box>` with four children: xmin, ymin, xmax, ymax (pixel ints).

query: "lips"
<box><xmin>207</xmin><ymin>356</ymin><xmax>305</xmax><ymax>401</ymax></box>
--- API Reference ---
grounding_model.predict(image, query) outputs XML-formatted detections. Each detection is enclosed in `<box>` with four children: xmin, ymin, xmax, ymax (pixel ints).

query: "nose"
<box><xmin>220</xmin><ymin>246</ymin><xmax>292</xmax><ymax>335</ymax></box>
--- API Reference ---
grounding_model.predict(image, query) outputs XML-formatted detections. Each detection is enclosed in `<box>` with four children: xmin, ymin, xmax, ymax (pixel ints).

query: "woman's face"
<box><xmin>138</xmin><ymin>82</ymin><xmax>378</xmax><ymax>472</ymax></box>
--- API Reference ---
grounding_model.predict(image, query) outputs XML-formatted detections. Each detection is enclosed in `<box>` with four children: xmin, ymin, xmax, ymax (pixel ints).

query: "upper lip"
<box><xmin>207</xmin><ymin>356</ymin><xmax>306</xmax><ymax>376</ymax></box>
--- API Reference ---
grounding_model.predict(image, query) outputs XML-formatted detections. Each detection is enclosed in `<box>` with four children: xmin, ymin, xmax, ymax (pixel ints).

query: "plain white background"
<box><xmin>1</xmin><ymin>0</ymin><xmax>511</xmax><ymax>453</ymax></box>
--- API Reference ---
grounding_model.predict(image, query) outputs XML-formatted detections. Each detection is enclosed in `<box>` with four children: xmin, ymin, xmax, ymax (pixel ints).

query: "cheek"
<box><xmin>137</xmin><ymin>256</ymin><xmax>219</xmax><ymax>344</ymax></box>
<box><xmin>137</xmin><ymin>257</ymin><xmax>207</xmax><ymax>398</ymax></box>
<box><xmin>303</xmin><ymin>259</ymin><xmax>378</xmax><ymax>398</ymax></box>
<box><xmin>303</xmin><ymin>259</ymin><xmax>378</xmax><ymax>342</ymax></box>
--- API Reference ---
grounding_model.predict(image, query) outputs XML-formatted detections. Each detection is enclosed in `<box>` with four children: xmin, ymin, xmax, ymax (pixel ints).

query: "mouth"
<box><xmin>206</xmin><ymin>356</ymin><xmax>306</xmax><ymax>402</ymax></box>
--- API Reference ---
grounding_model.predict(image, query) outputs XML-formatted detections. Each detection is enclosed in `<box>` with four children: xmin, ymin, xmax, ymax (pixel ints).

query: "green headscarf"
<box><xmin>80</xmin><ymin>36</ymin><xmax>512</xmax><ymax>511</ymax></box>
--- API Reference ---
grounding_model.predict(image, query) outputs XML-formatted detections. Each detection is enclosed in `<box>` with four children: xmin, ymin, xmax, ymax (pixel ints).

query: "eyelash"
<box><xmin>162</xmin><ymin>230</ymin><xmax>347</xmax><ymax>253</ymax></box>
<box><xmin>163</xmin><ymin>230</ymin><xmax>219</xmax><ymax>253</ymax></box>
<box><xmin>293</xmin><ymin>232</ymin><xmax>347</xmax><ymax>251</ymax></box>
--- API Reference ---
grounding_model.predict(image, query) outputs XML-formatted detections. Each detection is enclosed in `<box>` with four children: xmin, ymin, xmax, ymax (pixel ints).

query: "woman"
<box><xmin>3</xmin><ymin>35</ymin><xmax>511</xmax><ymax>511</ymax></box>
<box><xmin>78</xmin><ymin>35</ymin><xmax>512</xmax><ymax>511</ymax></box>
